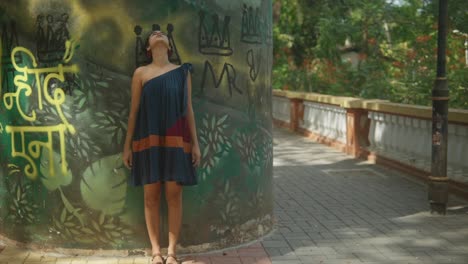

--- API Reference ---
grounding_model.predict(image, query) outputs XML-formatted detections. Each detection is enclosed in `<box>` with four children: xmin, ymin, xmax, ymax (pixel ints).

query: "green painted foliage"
<box><xmin>80</xmin><ymin>154</ymin><xmax>127</xmax><ymax>215</ymax></box>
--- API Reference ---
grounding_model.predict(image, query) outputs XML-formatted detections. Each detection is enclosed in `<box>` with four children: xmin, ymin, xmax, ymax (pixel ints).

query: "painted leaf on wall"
<box><xmin>80</xmin><ymin>154</ymin><xmax>127</xmax><ymax>215</ymax></box>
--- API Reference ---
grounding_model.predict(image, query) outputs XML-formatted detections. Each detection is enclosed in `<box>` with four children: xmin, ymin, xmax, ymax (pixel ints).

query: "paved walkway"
<box><xmin>1</xmin><ymin>126</ymin><xmax>467</xmax><ymax>264</ymax></box>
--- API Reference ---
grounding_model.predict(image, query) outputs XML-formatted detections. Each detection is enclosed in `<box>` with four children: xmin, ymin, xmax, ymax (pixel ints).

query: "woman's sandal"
<box><xmin>151</xmin><ymin>252</ymin><xmax>164</xmax><ymax>264</ymax></box>
<box><xmin>165</xmin><ymin>253</ymin><xmax>180</xmax><ymax>264</ymax></box>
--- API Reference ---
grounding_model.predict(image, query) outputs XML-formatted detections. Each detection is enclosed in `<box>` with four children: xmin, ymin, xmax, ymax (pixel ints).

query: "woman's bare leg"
<box><xmin>165</xmin><ymin>181</ymin><xmax>183</xmax><ymax>262</ymax></box>
<box><xmin>144</xmin><ymin>182</ymin><xmax>164</xmax><ymax>263</ymax></box>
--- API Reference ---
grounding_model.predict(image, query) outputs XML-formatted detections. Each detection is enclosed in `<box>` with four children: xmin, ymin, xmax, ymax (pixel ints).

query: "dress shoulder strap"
<box><xmin>180</xmin><ymin>62</ymin><xmax>193</xmax><ymax>117</ymax></box>
<box><xmin>182</xmin><ymin>62</ymin><xmax>193</xmax><ymax>74</ymax></box>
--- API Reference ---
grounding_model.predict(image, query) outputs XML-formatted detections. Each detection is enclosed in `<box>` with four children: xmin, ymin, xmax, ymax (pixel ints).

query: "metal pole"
<box><xmin>429</xmin><ymin>0</ymin><xmax>449</xmax><ymax>215</ymax></box>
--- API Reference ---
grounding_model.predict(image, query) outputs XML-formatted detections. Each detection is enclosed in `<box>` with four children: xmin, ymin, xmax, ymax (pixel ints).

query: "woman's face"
<box><xmin>147</xmin><ymin>30</ymin><xmax>170</xmax><ymax>50</ymax></box>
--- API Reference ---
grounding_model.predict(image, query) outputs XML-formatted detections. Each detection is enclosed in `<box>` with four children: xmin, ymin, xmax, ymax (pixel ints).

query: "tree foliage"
<box><xmin>273</xmin><ymin>0</ymin><xmax>468</xmax><ymax>109</ymax></box>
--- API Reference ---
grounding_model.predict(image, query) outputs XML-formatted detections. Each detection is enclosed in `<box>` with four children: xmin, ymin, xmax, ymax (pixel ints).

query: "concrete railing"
<box><xmin>272</xmin><ymin>96</ymin><xmax>290</xmax><ymax>124</ymax></box>
<box><xmin>301</xmin><ymin>101</ymin><xmax>347</xmax><ymax>145</ymax></box>
<box><xmin>272</xmin><ymin>90</ymin><xmax>468</xmax><ymax>197</ymax></box>
<box><xmin>364</xmin><ymin>103</ymin><xmax>468</xmax><ymax>184</ymax></box>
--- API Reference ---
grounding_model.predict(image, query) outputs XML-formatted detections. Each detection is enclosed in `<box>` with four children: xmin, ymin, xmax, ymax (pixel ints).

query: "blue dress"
<box><xmin>130</xmin><ymin>63</ymin><xmax>197</xmax><ymax>186</ymax></box>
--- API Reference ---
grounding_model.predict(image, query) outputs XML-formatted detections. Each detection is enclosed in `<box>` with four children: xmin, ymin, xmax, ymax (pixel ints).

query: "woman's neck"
<box><xmin>150</xmin><ymin>45</ymin><xmax>170</xmax><ymax>68</ymax></box>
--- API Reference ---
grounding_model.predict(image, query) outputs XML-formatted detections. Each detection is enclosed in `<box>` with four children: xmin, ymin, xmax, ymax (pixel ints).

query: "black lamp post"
<box><xmin>429</xmin><ymin>0</ymin><xmax>449</xmax><ymax>215</ymax></box>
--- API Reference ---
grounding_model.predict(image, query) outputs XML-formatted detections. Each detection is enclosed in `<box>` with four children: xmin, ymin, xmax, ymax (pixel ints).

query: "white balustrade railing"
<box><xmin>271</xmin><ymin>91</ymin><xmax>468</xmax><ymax>185</ymax></box>
<box><xmin>447</xmin><ymin>124</ymin><xmax>468</xmax><ymax>182</ymax></box>
<box><xmin>272</xmin><ymin>96</ymin><xmax>290</xmax><ymax>123</ymax></box>
<box><xmin>368</xmin><ymin>111</ymin><xmax>468</xmax><ymax>183</ymax></box>
<box><xmin>301</xmin><ymin>101</ymin><xmax>347</xmax><ymax>144</ymax></box>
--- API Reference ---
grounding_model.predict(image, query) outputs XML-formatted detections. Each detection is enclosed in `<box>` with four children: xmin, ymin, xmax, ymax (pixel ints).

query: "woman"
<box><xmin>122</xmin><ymin>30</ymin><xmax>201</xmax><ymax>264</ymax></box>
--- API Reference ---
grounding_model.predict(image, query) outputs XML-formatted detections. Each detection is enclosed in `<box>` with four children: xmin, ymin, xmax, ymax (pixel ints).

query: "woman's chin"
<box><xmin>154</xmin><ymin>39</ymin><xmax>169</xmax><ymax>44</ymax></box>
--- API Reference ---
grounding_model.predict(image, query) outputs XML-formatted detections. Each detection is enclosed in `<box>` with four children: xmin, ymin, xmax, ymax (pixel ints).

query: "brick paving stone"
<box><xmin>87</xmin><ymin>258</ymin><xmax>117</xmax><ymax>264</ymax></box>
<box><xmin>210</xmin><ymin>256</ymin><xmax>242</xmax><ymax>264</ymax></box>
<box><xmin>190</xmin><ymin>256</ymin><xmax>212</xmax><ymax>263</ymax></box>
<box><xmin>0</xmin><ymin>247</ymin><xmax>30</xmax><ymax>259</ymax></box>
<box><xmin>261</xmin><ymin>241</ymin><xmax>290</xmax><ymax>249</ymax></box>
<box><xmin>271</xmin><ymin>127</ymin><xmax>468</xmax><ymax>264</ymax></box>
<box><xmin>56</xmin><ymin>259</ymin><xmax>73</xmax><ymax>264</ymax></box>
<box><xmin>237</xmin><ymin>248</ymin><xmax>269</xmax><ymax>258</ymax></box>
<box><xmin>26</xmin><ymin>252</ymin><xmax>58</xmax><ymax>262</ymax></box>
<box><xmin>6</xmin><ymin>261</ymin><xmax>29</xmax><ymax>264</ymax></box>
<box><xmin>270</xmin><ymin>261</ymin><xmax>300</xmax><ymax>264</ymax></box>
<box><xmin>132</xmin><ymin>257</ymin><xmax>149</xmax><ymax>264</ymax></box>
<box><xmin>70</xmin><ymin>259</ymin><xmax>87</xmax><ymax>264</ymax></box>
<box><xmin>117</xmin><ymin>258</ymin><xmax>135</xmax><ymax>264</ymax></box>
<box><xmin>239</xmin><ymin>256</ymin><xmax>256</xmax><ymax>264</ymax></box>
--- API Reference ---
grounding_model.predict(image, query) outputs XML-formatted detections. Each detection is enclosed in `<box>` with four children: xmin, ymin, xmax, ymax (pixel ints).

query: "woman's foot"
<box><xmin>165</xmin><ymin>253</ymin><xmax>179</xmax><ymax>264</ymax></box>
<box><xmin>151</xmin><ymin>252</ymin><xmax>164</xmax><ymax>264</ymax></box>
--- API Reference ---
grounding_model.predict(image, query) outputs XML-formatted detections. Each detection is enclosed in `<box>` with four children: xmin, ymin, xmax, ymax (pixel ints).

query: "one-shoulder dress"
<box><xmin>130</xmin><ymin>63</ymin><xmax>197</xmax><ymax>186</ymax></box>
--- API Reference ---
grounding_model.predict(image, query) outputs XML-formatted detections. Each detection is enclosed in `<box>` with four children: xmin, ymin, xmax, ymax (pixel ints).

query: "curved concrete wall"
<box><xmin>0</xmin><ymin>0</ymin><xmax>273</xmax><ymax>252</ymax></box>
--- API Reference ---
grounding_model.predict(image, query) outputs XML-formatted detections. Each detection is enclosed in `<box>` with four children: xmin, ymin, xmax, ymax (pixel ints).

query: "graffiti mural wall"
<box><xmin>0</xmin><ymin>0</ymin><xmax>273</xmax><ymax>251</ymax></box>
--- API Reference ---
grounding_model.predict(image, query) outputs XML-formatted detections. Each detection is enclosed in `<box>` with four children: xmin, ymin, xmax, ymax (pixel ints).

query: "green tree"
<box><xmin>273</xmin><ymin>0</ymin><xmax>468</xmax><ymax>109</ymax></box>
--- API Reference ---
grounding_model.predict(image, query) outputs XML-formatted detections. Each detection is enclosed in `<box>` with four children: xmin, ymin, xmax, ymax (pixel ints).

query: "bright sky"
<box><xmin>386</xmin><ymin>0</ymin><xmax>404</xmax><ymax>6</ymax></box>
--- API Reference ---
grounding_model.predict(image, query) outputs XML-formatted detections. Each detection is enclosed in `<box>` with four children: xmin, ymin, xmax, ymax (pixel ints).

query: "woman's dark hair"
<box><xmin>145</xmin><ymin>33</ymin><xmax>173</xmax><ymax>60</ymax></box>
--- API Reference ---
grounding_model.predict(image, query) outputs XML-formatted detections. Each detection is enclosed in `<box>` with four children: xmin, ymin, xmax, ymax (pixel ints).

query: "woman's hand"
<box><xmin>122</xmin><ymin>147</ymin><xmax>132</xmax><ymax>169</ymax></box>
<box><xmin>192</xmin><ymin>144</ymin><xmax>201</xmax><ymax>167</ymax></box>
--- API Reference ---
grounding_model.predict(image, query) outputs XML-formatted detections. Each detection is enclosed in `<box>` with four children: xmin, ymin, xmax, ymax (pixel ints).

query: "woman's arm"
<box><xmin>186</xmin><ymin>71</ymin><xmax>201</xmax><ymax>166</ymax></box>
<box><xmin>123</xmin><ymin>67</ymin><xmax>143</xmax><ymax>168</ymax></box>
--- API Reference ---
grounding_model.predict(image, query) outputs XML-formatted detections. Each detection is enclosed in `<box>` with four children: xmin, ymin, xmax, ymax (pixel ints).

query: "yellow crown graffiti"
<box><xmin>1</xmin><ymin>40</ymin><xmax>79</xmax><ymax>180</ymax></box>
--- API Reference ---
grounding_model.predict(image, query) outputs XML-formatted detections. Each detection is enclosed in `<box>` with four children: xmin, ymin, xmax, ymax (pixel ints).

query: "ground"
<box><xmin>1</xmin><ymin>126</ymin><xmax>467</xmax><ymax>264</ymax></box>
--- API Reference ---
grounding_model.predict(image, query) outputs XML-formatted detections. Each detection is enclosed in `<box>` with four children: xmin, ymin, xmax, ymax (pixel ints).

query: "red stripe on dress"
<box><xmin>166</xmin><ymin>117</ymin><xmax>192</xmax><ymax>142</ymax></box>
<box><xmin>133</xmin><ymin>135</ymin><xmax>192</xmax><ymax>153</ymax></box>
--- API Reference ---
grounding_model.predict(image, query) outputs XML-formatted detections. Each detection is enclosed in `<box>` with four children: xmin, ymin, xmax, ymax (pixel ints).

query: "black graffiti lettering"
<box><xmin>134</xmin><ymin>25</ymin><xmax>146</xmax><ymax>68</ymax></box>
<box><xmin>241</xmin><ymin>4</ymin><xmax>262</xmax><ymax>44</ymax></box>
<box><xmin>36</xmin><ymin>13</ymin><xmax>70</xmax><ymax>63</ymax></box>
<box><xmin>201</xmin><ymin>61</ymin><xmax>241</xmax><ymax>97</ymax></box>
<box><xmin>247</xmin><ymin>49</ymin><xmax>261</xmax><ymax>81</ymax></box>
<box><xmin>1</xmin><ymin>20</ymin><xmax>21</xmax><ymax>94</ymax></box>
<box><xmin>198</xmin><ymin>11</ymin><xmax>232</xmax><ymax>56</ymax></box>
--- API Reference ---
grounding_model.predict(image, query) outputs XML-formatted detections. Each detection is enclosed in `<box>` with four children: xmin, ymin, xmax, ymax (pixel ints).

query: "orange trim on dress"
<box><xmin>133</xmin><ymin>135</ymin><xmax>192</xmax><ymax>153</ymax></box>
